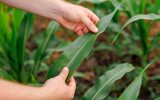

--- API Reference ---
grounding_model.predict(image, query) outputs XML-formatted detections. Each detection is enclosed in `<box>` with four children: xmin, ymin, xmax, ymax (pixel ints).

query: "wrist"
<box><xmin>45</xmin><ymin>0</ymin><xmax>72</xmax><ymax>21</ymax></box>
<box><xmin>36</xmin><ymin>86</ymin><xmax>57</xmax><ymax>100</ymax></box>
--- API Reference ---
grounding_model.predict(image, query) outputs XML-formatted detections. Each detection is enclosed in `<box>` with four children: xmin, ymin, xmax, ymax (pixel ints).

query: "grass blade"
<box><xmin>118</xmin><ymin>64</ymin><xmax>151</xmax><ymax>100</ymax></box>
<box><xmin>47</xmin><ymin>34</ymin><xmax>96</xmax><ymax>80</ymax></box>
<box><xmin>33</xmin><ymin>21</ymin><xmax>59</xmax><ymax>75</ymax></box>
<box><xmin>0</xmin><ymin>68</ymin><xmax>14</xmax><ymax>81</ymax></box>
<box><xmin>17</xmin><ymin>13</ymin><xmax>34</xmax><ymax>82</ymax></box>
<box><xmin>82</xmin><ymin>63</ymin><xmax>134</xmax><ymax>100</ymax></box>
<box><xmin>112</xmin><ymin>14</ymin><xmax>160</xmax><ymax>44</ymax></box>
<box><xmin>12</xmin><ymin>9</ymin><xmax>25</xmax><ymax>33</ymax></box>
<box><xmin>17</xmin><ymin>13</ymin><xmax>34</xmax><ymax>67</ymax></box>
<box><xmin>97</xmin><ymin>4</ymin><xmax>121</xmax><ymax>35</ymax></box>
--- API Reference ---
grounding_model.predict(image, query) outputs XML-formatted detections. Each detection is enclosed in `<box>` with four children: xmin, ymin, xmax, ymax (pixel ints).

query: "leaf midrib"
<box><xmin>66</xmin><ymin>35</ymin><xmax>95</xmax><ymax>67</ymax></box>
<box><xmin>91</xmin><ymin>67</ymin><xmax>132</xmax><ymax>100</ymax></box>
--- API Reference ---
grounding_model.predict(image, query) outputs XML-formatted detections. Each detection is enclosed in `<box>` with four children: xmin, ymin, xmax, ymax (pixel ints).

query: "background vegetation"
<box><xmin>0</xmin><ymin>0</ymin><xmax>160</xmax><ymax>100</ymax></box>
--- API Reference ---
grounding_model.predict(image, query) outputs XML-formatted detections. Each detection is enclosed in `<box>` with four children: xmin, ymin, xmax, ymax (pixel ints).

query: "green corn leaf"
<box><xmin>31</xmin><ymin>74</ymin><xmax>39</xmax><ymax>84</ymax></box>
<box><xmin>47</xmin><ymin>5</ymin><xmax>120</xmax><ymax>81</ymax></box>
<box><xmin>118</xmin><ymin>74</ymin><xmax>142</xmax><ymax>100</ymax></box>
<box><xmin>112</xmin><ymin>14</ymin><xmax>160</xmax><ymax>44</ymax></box>
<box><xmin>0</xmin><ymin>68</ymin><xmax>14</xmax><ymax>80</ymax></box>
<box><xmin>155</xmin><ymin>97</ymin><xmax>160</xmax><ymax>100</ymax></box>
<box><xmin>17</xmin><ymin>13</ymin><xmax>34</xmax><ymax>82</ymax></box>
<box><xmin>12</xmin><ymin>9</ymin><xmax>25</xmax><ymax>33</ymax></box>
<box><xmin>85</xmin><ymin>0</ymin><xmax>106</xmax><ymax>4</ymax></box>
<box><xmin>17</xmin><ymin>13</ymin><xmax>34</xmax><ymax>67</ymax></box>
<box><xmin>82</xmin><ymin>63</ymin><xmax>134</xmax><ymax>100</ymax></box>
<box><xmin>118</xmin><ymin>64</ymin><xmax>151</xmax><ymax>100</ymax></box>
<box><xmin>123</xmin><ymin>0</ymin><xmax>138</xmax><ymax>16</ymax></box>
<box><xmin>0</xmin><ymin>10</ymin><xmax>11</xmax><ymax>42</ymax></box>
<box><xmin>48</xmin><ymin>34</ymin><xmax>96</xmax><ymax>80</ymax></box>
<box><xmin>149</xmin><ymin>33</ymin><xmax>160</xmax><ymax>51</ymax></box>
<box><xmin>97</xmin><ymin>4</ymin><xmax>121</xmax><ymax>35</ymax></box>
<box><xmin>79</xmin><ymin>0</ymin><xmax>122</xmax><ymax>10</ymax></box>
<box><xmin>33</xmin><ymin>21</ymin><xmax>59</xmax><ymax>75</ymax></box>
<box><xmin>11</xmin><ymin>10</ymin><xmax>24</xmax><ymax>70</ymax></box>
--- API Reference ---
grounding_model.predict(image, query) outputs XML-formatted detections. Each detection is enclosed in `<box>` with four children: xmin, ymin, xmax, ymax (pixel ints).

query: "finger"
<box><xmin>58</xmin><ymin>67</ymin><xmax>69</xmax><ymax>80</ymax></box>
<box><xmin>68</xmin><ymin>77</ymin><xmax>76</xmax><ymax>94</ymax></box>
<box><xmin>82</xmin><ymin>27</ymin><xmax>89</xmax><ymax>34</ymax></box>
<box><xmin>74</xmin><ymin>23</ymin><xmax>85</xmax><ymax>32</ymax></box>
<box><xmin>90</xmin><ymin>12</ymin><xmax>100</xmax><ymax>24</ymax></box>
<box><xmin>77</xmin><ymin>30</ymin><xmax>83</xmax><ymax>35</ymax></box>
<box><xmin>81</xmin><ymin>15</ymin><xmax>98</xmax><ymax>33</ymax></box>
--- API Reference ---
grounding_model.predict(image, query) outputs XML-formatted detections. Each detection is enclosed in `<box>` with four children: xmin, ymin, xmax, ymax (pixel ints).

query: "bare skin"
<box><xmin>0</xmin><ymin>67</ymin><xmax>76</xmax><ymax>100</ymax></box>
<box><xmin>1</xmin><ymin>0</ymin><xmax>99</xmax><ymax>35</ymax></box>
<box><xmin>0</xmin><ymin>0</ymin><xmax>99</xmax><ymax>99</ymax></box>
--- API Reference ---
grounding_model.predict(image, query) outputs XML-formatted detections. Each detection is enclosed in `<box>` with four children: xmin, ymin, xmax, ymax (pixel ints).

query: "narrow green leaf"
<box><xmin>12</xmin><ymin>9</ymin><xmax>25</xmax><ymax>33</ymax></box>
<box><xmin>48</xmin><ymin>34</ymin><xmax>96</xmax><ymax>80</ymax></box>
<box><xmin>97</xmin><ymin>4</ymin><xmax>121</xmax><ymax>35</ymax></box>
<box><xmin>122</xmin><ymin>14</ymin><xmax>160</xmax><ymax>29</ymax></box>
<box><xmin>0</xmin><ymin>68</ymin><xmax>14</xmax><ymax>80</ymax></box>
<box><xmin>17</xmin><ymin>13</ymin><xmax>34</xmax><ymax>82</ymax></box>
<box><xmin>84</xmin><ymin>0</ymin><xmax>106</xmax><ymax>4</ymax></box>
<box><xmin>118</xmin><ymin>64</ymin><xmax>151</xmax><ymax>100</ymax></box>
<box><xmin>118</xmin><ymin>74</ymin><xmax>142</xmax><ymax>100</ymax></box>
<box><xmin>79</xmin><ymin>0</ymin><xmax>122</xmax><ymax>10</ymax></box>
<box><xmin>149</xmin><ymin>33</ymin><xmax>160</xmax><ymax>51</ymax></box>
<box><xmin>112</xmin><ymin>14</ymin><xmax>160</xmax><ymax>44</ymax></box>
<box><xmin>47</xmin><ymin>6</ymin><xmax>120</xmax><ymax>81</ymax></box>
<box><xmin>17</xmin><ymin>13</ymin><xmax>34</xmax><ymax>67</ymax></box>
<box><xmin>82</xmin><ymin>63</ymin><xmax>134</xmax><ymax>100</ymax></box>
<box><xmin>31</xmin><ymin>74</ymin><xmax>39</xmax><ymax>84</ymax></box>
<box><xmin>155</xmin><ymin>97</ymin><xmax>160</xmax><ymax>100</ymax></box>
<box><xmin>33</xmin><ymin>21</ymin><xmax>59</xmax><ymax>74</ymax></box>
<box><xmin>0</xmin><ymin>10</ymin><xmax>11</xmax><ymax>42</ymax></box>
<box><xmin>123</xmin><ymin>0</ymin><xmax>138</xmax><ymax>16</ymax></box>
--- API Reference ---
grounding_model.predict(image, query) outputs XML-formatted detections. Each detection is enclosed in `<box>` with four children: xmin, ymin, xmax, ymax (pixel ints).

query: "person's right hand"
<box><xmin>49</xmin><ymin>0</ymin><xmax>100</xmax><ymax>35</ymax></box>
<box><xmin>40</xmin><ymin>67</ymin><xmax>76</xmax><ymax>100</ymax></box>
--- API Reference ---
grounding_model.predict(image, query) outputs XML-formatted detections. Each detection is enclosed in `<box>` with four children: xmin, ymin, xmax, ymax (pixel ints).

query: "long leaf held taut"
<box><xmin>112</xmin><ymin>14</ymin><xmax>160</xmax><ymax>44</ymax></box>
<box><xmin>82</xmin><ymin>63</ymin><xmax>134</xmax><ymax>100</ymax></box>
<box><xmin>47</xmin><ymin>5</ymin><xmax>120</xmax><ymax>81</ymax></box>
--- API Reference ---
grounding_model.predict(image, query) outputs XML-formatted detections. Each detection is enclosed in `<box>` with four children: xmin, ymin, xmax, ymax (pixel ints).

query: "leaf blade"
<box><xmin>118</xmin><ymin>64</ymin><xmax>151</xmax><ymax>100</ymax></box>
<box><xmin>33</xmin><ymin>21</ymin><xmax>59</xmax><ymax>75</ymax></box>
<box><xmin>47</xmin><ymin>6</ymin><xmax>120</xmax><ymax>81</ymax></box>
<box><xmin>82</xmin><ymin>63</ymin><xmax>134</xmax><ymax>100</ymax></box>
<box><xmin>112</xmin><ymin>14</ymin><xmax>160</xmax><ymax>44</ymax></box>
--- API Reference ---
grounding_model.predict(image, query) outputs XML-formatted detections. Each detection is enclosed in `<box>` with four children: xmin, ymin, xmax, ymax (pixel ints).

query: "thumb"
<box><xmin>58</xmin><ymin>67</ymin><xmax>69</xmax><ymax>80</ymax></box>
<box><xmin>81</xmin><ymin>15</ymin><xmax>98</xmax><ymax>33</ymax></box>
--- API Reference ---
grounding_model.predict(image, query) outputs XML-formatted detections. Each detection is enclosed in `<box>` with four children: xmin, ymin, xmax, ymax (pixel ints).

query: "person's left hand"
<box><xmin>40</xmin><ymin>67</ymin><xmax>76</xmax><ymax>100</ymax></box>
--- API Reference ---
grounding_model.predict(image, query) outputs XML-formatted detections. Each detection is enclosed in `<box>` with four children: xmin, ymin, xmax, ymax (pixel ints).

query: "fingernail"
<box><xmin>63</xmin><ymin>67</ymin><xmax>68</xmax><ymax>72</ymax></box>
<box><xmin>93</xmin><ymin>27</ymin><xmax>98</xmax><ymax>33</ymax></box>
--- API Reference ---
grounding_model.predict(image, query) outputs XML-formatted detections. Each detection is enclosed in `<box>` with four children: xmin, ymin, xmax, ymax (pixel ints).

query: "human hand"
<box><xmin>2</xmin><ymin>0</ymin><xmax>99</xmax><ymax>35</ymax></box>
<box><xmin>50</xmin><ymin>0</ymin><xmax>100</xmax><ymax>35</ymax></box>
<box><xmin>40</xmin><ymin>67</ymin><xmax>76</xmax><ymax>100</ymax></box>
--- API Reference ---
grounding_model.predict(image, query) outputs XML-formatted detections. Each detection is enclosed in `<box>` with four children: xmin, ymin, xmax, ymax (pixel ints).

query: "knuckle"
<box><xmin>88</xmin><ymin>21</ymin><xmax>93</xmax><ymax>26</ymax></box>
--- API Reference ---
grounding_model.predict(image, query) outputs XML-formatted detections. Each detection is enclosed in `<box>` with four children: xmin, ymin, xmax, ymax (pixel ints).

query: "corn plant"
<box><xmin>80</xmin><ymin>0</ymin><xmax>160</xmax><ymax>66</ymax></box>
<box><xmin>0</xmin><ymin>7</ymin><xmax>34</xmax><ymax>83</ymax></box>
<box><xmin>82</xmin><ymin>63</ymin><xmax>151</xmax><ymax>100</ymax></box>
<box><xmin>0</xmin><ymin>1</ymin><xmax>160</xmax><ymax>99</ymax></box>
<box><xmin>47</xmin><ymin>2</ymin><xmax>160</xmax><ymax>99</ymax></box>
<box><xmin>0</xmin><ymin>4</ymin><xmax>59</xmax><ymax>84</ymax></box>
<box><xmin>47</xmin><ymin>4</ymin><xmax>121</xmax><ymax>81</ymax></box>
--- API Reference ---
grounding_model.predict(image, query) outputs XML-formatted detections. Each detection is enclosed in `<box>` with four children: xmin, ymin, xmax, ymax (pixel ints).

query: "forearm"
<box><xmin>0</xmin><ymin>0</ymin><xmax>65</xmax><ymax>20</ymax></box>
<box><xmin>0</xmin><ymin>79</ymin><xmax>43</xmax><ymax>100</ymax></box>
